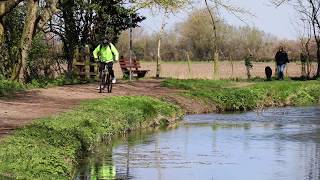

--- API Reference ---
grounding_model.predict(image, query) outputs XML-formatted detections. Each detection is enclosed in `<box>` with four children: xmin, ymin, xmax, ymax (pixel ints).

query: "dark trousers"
<box><xmin>100</xmin><ymin>62</ymin><xmax>115</xmax><ymax>79</ymax></box>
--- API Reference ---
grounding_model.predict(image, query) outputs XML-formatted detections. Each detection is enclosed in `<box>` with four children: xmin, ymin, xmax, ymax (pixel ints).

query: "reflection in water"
<box><xmin>76</xmin><ymin>143</ymin><xmax>116</xmax><ymax>180</ymax></box>
<box><xmin>76</xmin><ymin>106</ymin><xmax>320</xmax><ymax>180</ymax></box>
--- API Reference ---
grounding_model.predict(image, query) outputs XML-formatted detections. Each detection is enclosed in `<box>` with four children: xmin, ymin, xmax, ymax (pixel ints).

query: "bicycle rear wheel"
<box><xmin>99</xmin><ymin>73</ymin><xmax>106</xmax><ymax>93</ymax></box>
<box><xmin>106</xmin><ymin>73</ymin><xmax>112</xmax><ymax>93</ymax></box>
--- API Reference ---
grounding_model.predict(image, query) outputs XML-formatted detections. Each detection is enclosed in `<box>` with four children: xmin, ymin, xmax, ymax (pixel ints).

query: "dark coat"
<box><xmin>275</xmin><ymin>51</ymin><xmax>289</xmax><ymax>65</ymax></box>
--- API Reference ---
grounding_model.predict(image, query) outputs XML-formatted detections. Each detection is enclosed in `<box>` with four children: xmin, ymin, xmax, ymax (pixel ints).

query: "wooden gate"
<box><xmin>72</xmin><ymin>46</ymin><xmax>99</xmax><ymax>81</ymax></box>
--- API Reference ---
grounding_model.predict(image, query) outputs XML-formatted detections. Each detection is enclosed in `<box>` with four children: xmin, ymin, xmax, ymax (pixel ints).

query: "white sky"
<box><xmin>137</xmin><ymin>0</ymin><xmax>299</xmax><ymax>40</ymax></box>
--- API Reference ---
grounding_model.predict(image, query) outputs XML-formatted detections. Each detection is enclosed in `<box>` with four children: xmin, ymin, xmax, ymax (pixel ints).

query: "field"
<box><xmin>113</xmin><ymin>61</ymin><xmax>318</xmax><ymax>79</ymax></box>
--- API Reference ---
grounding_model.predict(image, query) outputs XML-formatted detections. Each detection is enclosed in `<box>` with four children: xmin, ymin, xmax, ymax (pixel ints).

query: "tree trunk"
<box><xmin>316</xmin><ymin>43</ymin><xmax>320</xmax><ymax>77</ymax></box>
<box><xmin>13</xmin><ymin>0</ymin><xmax>38</xmax><ymax>82</ymax></box>
<box><xmin>246</xmin><ymin>66</ymin><xmax>251</xmax><ymax>80</ymax></box>
<box><xmin>204</xmin><ymin>0</ymin><xmax>219</xmax><ymax>80</ymax></box>
<box><xmin>62</xmin><ymin>0</ymin><xmax>77</xmax><ymax>76</ymax></box>
<box><xmin>156</xmin><ymin>35</ymin><xmax>162</xmax><ymax>79</ymax></box>
<box><xmin>0</xmin><ymin>20</ymin><xmax>4</xmax><ymax>44</ymax></box>
<box><xmin>213</xmin><ymin>52</ymin><xmax>219</xmax><ymax>79</ymax></box>
<box><xmin>64</xmin><ymin>47</ymin><xmax>75</xmax><ymax>79</ymax></box>
<box><xmin>156</xmin><ymin>11</ymin><xmax>168</xmax><ymax>79</ymax></box>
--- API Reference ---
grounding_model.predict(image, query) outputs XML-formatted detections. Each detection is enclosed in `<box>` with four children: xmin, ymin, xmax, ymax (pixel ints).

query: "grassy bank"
<box><xmin>163</xmin><ymin>79</ymin><xmax>320</xmax><ymax>111</ymax></box>
<box><xmin>0</xmin><ymin>96</ymin><xmax>182</xmax><ymax>179</ymax></box>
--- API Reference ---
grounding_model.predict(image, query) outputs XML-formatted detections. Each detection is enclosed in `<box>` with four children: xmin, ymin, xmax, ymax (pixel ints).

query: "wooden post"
<box><xmin>84</xmin><ymin>46</ymin><xmax>90</xmax><ymax>80</ymax></box>
<box><xmin>186</xmin><ymin>51</ymin><xmax>192</xmax><ymax>79</ymax></box>
<box><xmin>230</xmin><ymin>56</ymin><xmax>234</xmax><ymax>78</ymax></box>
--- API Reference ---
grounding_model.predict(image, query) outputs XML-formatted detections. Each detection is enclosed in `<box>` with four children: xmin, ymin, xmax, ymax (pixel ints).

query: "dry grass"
<box><xmin>113</xmin><ymin>61</ymin><xmax>318</xmax><ymax>79</ymax></box>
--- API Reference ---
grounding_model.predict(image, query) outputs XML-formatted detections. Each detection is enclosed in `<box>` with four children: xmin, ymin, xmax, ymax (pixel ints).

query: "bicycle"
<box><xmin>99</xmin><ymin>64</ymin><xmax>112</xmax><ymax>93</ymax></box>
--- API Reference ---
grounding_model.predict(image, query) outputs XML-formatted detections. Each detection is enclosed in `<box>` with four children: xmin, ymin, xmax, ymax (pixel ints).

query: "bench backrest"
<box><xmin>119</xmin><ymin>58</ymin><xmax>141</xmax><ymax>70</ymax></box>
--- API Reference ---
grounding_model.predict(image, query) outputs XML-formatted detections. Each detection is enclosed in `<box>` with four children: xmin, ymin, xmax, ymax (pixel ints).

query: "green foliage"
<box><xmin>0</xmin><ymin>96</ymin><xmax>182</xmax><ymax>179</ymax></box>
<box><xmin>0</xmin><ymin>5</ymin><xmax>26</xmax><ymax>78</ymax></box>
<box><xmin>163</xmin><ymin>79</ymin><xmax>320</xmax><ymax>111</ymax></box>
<box><xmin>244</xmin><ymin>54</ymin><xmax>253</xmax><ymax>68</ymax></box>
<box><xmin>26</xmin><ymin>33</ymin><xmax>52</xmax><ymax>82</ymax></box>
<box><xmin>0</xmin><ymin>80</ymin><xmax>25</xmax><ymax>97</ymax></box>
<box><xmin>26</xmin><ymin>75</ymin><xmax>81</xmax><ymax>88</ymax></box>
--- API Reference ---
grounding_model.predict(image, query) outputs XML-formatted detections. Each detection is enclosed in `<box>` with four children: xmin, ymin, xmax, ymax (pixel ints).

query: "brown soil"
<box><xmin>0</xmin><ymin>80</ymin><xmax>209</xmax><ymax>137</ymax></box>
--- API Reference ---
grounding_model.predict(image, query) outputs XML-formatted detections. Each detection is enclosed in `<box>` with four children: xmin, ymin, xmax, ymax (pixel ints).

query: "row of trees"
<box><xmin>1</xmin><ymin>0</ymin><xmax>320</xmax><ymax>81</ymax></box>
<box><xmin>118</xmin><ymin>8</ymin><xmax>320</xmax><ymax>63</ymax></box>
<box><xmin>0</xmin><ymin>0</ymin><xmax>183</xmax><ymax>82</ymax></box>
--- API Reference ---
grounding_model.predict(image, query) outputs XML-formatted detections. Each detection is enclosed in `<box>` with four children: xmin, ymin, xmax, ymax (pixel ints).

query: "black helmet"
<box><xmin>103</xmin><ymin>39</ymin><xmax>109</xmax><ymax>45</ymax></box>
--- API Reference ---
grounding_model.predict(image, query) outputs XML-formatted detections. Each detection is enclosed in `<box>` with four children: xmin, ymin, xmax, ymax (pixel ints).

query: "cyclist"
<box><xmin>93</xmin><ymin>39</ymin><xmax>119</xmax><ymax>86</ymax></box>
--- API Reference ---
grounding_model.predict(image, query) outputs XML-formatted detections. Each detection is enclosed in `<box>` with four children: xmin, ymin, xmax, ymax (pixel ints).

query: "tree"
<box><xmin>132</xmin><ymin>0</ymin><xmax>191</xmax><ymax>78</ymax></box>
<box><xmin>0</xmin><ymin>0</ymin><xmax>24</xmax><ymax>44</ymax></box>
<box><xmin>1</xmin><ymin>0</ymin><xmax>59</xmax><ymax>81</ymax></box>
<box><xmin>204</xmin><ymin>0</ymin><xmax>251</xmax><ymax>79</ymax></box>
<box><xmin>0</xmin><ymin>4</ymin><xmax>25</xmax><ymax>78</ymax></box>
<box><xmin>46</xmin><ymin>0</ymin><xmax>144</xmax><ymax>75</ymax></box>
<box><xmin>273</xmin><ymin>0</ymin><xmax>320</xmax><ymax>77</ymax></box>
<box><xmin>10</xmin><ymin>0</ymin><xmax>59</xmax><ymax>81</ymax></box>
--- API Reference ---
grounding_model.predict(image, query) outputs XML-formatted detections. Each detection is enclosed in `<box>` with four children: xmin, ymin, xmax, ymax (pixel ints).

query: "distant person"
<box><xmin>93</xmin><ymin>39</ymin><xmax>119</xmax><ymax>86</ymax></box>
<box><xmin>244</xmin><ymin>54</ymin><xmax>254</xmax><ymax>80</ymax></box>
<box><xmin>265</xmin><ymin>66</ymin><xmax>272</xmax><ymax>81</ymax></box>
<box><xmin>275</xmin><ymin>46</ymin><xmax>289</xmax><ymax>80</ymax></box>
<box><xmin>300</xmin><ymin>51</ymin><xmax>307</xmax><ymax>77</ymax></box>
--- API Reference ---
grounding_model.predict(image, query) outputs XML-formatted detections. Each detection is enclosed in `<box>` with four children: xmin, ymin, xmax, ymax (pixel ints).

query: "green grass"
<box><xmin>0</xmin><ymin>79</ymin><xmax>25</xmax><ymax>97</ymax></box>
<box><xmin>162</xmin><ymin>79</ymin><xmax>320</xmax><ymax>111</ymax></box>
<box><xmin>27</xmin><ymin>75</ymin><xmax>84</xmax><ymax>89</ymax></box>
<box><xmin>0</xmin><ymin>96</ymin><xmax>182</xmax><ymax>179</ymax></box>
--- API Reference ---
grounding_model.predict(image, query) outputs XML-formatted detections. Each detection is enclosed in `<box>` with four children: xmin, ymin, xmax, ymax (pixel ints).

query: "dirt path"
<box><xmin>0</xmin><ymin>80</ymin><xmax>210</xmax><ymax>137</ymax></box>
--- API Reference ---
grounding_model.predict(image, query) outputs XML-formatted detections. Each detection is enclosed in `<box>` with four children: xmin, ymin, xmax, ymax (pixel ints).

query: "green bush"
<box><xmin>0</xmin><ymin>80</ymin><xmax>25</xmax><ymax>97</ymax></box>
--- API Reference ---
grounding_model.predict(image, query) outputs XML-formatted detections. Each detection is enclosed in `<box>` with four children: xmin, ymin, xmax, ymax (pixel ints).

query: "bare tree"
<box><xmin>273</xmin><ymin>0</ymin><xmax>320</xmax><ymax>77</ymax></box>
<box><xmin>204</xmin><ymin>0</ymin><xmax>251</xmax><ymax>79</ymax></box>
<box><xmin>156</xmin><ymin>10</ymin><xmax>168</xmax><ymax>78</ymax></box>
<box><xmin>132</xmin><ymin>0</ymin><xmax>192</xmax><ymax>78</ymax></box>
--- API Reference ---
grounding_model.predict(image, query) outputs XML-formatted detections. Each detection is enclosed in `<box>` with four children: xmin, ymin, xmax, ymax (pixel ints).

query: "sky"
<box><xmin>138</xmin><ymin>0</ymin><xmax>299</xmax><ymax>40</ymax></box>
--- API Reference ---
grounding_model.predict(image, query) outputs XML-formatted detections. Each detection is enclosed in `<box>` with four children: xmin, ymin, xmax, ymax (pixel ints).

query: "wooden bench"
<box><xmin>119</xmin><ymin>58</ymin><xmax>150</xmax><ymax>78</ymax></box>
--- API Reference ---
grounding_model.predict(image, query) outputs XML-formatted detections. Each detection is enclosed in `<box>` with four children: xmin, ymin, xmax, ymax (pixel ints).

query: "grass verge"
<box><xmin>0</xmin><ymin>96</ymin><xmax>182</xmax><ymax>179</ymax></box>
<box><xmin>162</xmin><ymin>79</ymin><xmax>320</xmax><ymax>111</ymax></box>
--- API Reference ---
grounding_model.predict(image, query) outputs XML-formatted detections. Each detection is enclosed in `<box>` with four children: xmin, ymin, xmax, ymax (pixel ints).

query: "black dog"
<box><xmin>265</xmin><ymin>66</ymin><xmax>272</xmax><ymax>81</ymax></box>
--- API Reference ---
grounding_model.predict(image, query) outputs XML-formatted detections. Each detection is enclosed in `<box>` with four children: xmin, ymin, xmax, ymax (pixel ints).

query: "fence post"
<box><xmin>186</xmin><ymin>51</ymin><xmax>192</xmax><ymax>79</ymax></box>
<box><xmin>230</xmin><ymin>56</ymin><xmax>234</xmax><ymax>78</ymax></box>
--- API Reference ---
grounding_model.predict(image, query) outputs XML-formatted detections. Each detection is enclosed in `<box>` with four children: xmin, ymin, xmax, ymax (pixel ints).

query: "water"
<box><xmin>76</xmin><ymin>106</ymin><xmax>320</xmax><ymax>180</ymax></box>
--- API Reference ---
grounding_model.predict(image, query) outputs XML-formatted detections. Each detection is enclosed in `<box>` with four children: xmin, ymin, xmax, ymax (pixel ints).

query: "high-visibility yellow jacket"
<box><xmin>93</xmin><ymin>43</ymin><xmax>119</xmax><ymax>63</ymax></box>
